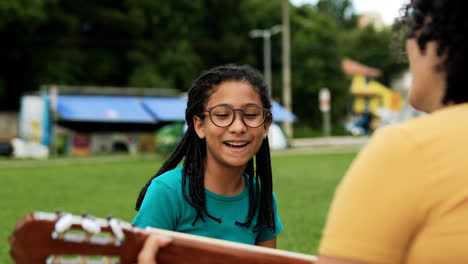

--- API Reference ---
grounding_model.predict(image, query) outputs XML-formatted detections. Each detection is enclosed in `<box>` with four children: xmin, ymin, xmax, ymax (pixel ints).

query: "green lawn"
<box><xmin>0</xmin><ymin>151</ymin><xmax>356</xmax><ymax>263</ymax></box>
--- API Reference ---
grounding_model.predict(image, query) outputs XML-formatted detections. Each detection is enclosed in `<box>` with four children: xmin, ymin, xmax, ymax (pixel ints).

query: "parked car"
<box><xmin>0</xmin><ymin>142</ymin><xmax>13</xmax><ymax>156</ymax></box>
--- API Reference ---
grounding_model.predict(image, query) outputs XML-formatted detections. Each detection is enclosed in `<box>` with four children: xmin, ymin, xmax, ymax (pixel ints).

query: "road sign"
<box><xmin>319</xmin><ymin>88</ymin><xmax>331</xmax><ymax>112</ymax></box>
<box><xmin>319</xmin><ymin>88</ymin><xmax>331</xmax><ymax>137</ymax></box>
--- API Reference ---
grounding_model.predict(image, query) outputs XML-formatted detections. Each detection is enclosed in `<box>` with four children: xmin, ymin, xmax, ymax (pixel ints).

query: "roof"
<box><xmin>141</xmin><ymin>97</ymin><xmax>187</xmax><ymax>122</ymax></box>
<box><xmin>56</xmin><ymin>95</ymin><xmax>296</xmax><ymax>123</ymax></box>
<box><xmin>57</xmin><ymin>95</ymin><xmax>155</xmax><ymax>123</ymax></box>
<box><xmin>141</xmin><ymin>98</ymin><xmax>296</xmax><ymax>122</ymax></box>
<box><xmin>341</xmin><ymin>58</ymin><xmax>382</xmax><ymax>77</ymax></box>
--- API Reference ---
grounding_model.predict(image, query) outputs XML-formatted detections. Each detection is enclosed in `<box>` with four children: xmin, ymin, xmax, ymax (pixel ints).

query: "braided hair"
<box><xmin>394</xmin><ymin>0</ymin><xmax>468</xmax><ymax>105</ymax></box>
<box><xmin>135</xmin><ymin>64</ymin><xmax>276</xmax><ymax>232</ymax></box>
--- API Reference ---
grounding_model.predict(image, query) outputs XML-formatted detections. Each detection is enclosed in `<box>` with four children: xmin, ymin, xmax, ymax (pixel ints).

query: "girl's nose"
<box><xmin>228</xmin><ymin>112</ymin><xmax>247</xmax><ymax>133</ymax></box>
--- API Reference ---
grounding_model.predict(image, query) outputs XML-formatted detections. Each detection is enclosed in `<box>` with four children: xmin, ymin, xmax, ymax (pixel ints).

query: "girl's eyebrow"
<box><xmin>210</xmin><ymin>103</ymin><xmax>262</xmax><ymax>108</ymax></box>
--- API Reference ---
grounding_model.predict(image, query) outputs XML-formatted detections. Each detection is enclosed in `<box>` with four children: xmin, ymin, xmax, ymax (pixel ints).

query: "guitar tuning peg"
<box><xmin>82</xmin><ymin>215</ymin><xmax>101</xmax><ymax>235</ymax></box>
<box><xmin>55</xmin><ymin>213</ymin><xmax>73</xmax><ymax>233</ymax></box>
<box><xmin>108</xmin><ymin>217</ymin><xmax>124</xmax><ymax>241</ymax></box>
<box><xmin>55</xmin><ymin>210</ymin><xmax>65</xmax><ymax>220</ymax></box>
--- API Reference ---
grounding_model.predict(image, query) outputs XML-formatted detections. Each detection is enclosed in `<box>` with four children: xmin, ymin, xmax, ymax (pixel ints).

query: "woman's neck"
<box><xmin>202</xmin><ymin>159</ymin><xmax>246</xmax><ymax>197</ymax></box>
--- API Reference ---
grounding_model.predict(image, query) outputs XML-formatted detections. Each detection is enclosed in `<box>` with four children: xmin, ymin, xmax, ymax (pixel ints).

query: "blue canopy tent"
<box><xmin>56</xmin><ymin>95</ymin><xmax>163</xmax><ymax>132</ymax></box>
<box><xmin>141</xmin><ymin>97</ymin><xmax>187</xmax><ymax>122</ymax></box>
<box><xmin>271</xmin><ymin>100</ymin><xmax>296</xmax><ymax>122</ymax></box>
<box><xmin>55</xmin><ymin>95</ymin><xmax>295</xmax><ymax>132</ymax></box>
<box><xmin>141</xmin><ymin>97</ymin><xmax>296</xmax><ymax>122</ymax></box>
<box><xmin>140</xmin><ymin>97</ymin><xmax>295</xmax><ymax>150</ymax></box>
<box><xmin>57</xmin><ymin>95</ymin><xmax>154</xmax><ymax>123</ymax></box>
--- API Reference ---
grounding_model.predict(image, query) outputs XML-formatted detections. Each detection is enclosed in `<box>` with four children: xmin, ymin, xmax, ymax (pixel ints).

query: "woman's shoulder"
<box><xmin>376</xmin><ymin>103</ymin><xmax>468</xmax><ymax>146</ymax></box>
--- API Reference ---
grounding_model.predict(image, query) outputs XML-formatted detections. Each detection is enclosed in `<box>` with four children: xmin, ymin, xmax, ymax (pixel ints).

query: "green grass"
<box><xmin>1</xmin><ymin>151</ymin><xmax>356</xmax><ymax>263</ymax></box>
<box><xmin>293</xmin><ymin>123</ymin><xmax>350</xmax><ymax>138</ymax></box>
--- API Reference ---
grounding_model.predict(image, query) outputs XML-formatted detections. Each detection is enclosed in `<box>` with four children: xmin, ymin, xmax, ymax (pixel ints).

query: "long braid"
<box><xmin>181</xmin><ymin>126</ymin><xmax>202</xmax><ymax>209</ymax></box>
<box><xmin>135</xmin><ymin>127</ymin><xmax>190</xmax><ymax>211</ymax></box>
<box><xmin>182</xmin><ymin>126</ymin><xmax>205</xmax><ymax>224</ymax></box>
<box><xmin>254</xmin><ymin>138</ymin><xmax>276</xmax><ymax>232</ymax></box>
<box><xmin>235</xmin><ymin>138</ymin><xmax>275</xmax><ymax>232</ymax></box>
<box><xmin>196</xmin><ymin>136</ymin><xmax>222</xmax><ymax>223</ymax></box>
<box><xmin>235</xmin><ymin>159</ymin><xmax>257</xmax><ymax>228</ymax></box>
<box><xmin>183</xmin><ymin>127</ymin><xmax>222</xmax><ymax>225</ymax></box>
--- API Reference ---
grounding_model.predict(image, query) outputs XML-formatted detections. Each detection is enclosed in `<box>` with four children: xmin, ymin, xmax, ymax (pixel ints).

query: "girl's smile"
<box><xmin>224</xmin><ymin>140</ymin><xmax>249</xmax><ymax>149</ymax></box>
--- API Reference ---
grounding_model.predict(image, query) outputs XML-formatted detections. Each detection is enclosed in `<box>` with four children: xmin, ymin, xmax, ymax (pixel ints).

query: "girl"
<box><xmin>133</xmin><ymin>64</ymin><xmax>283</xmax><ymax>248</ymax></box>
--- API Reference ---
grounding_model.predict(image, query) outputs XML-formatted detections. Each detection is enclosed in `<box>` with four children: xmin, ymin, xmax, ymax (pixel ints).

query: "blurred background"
<box><xmin>0</xmin><ymin>0</ymin><xmax>418</xmax><ymax>158</ymax></box>
<box><xmin>2</xmin><ymin>1</ymin><xmax>426</xmax><ymax>262</ymax></box>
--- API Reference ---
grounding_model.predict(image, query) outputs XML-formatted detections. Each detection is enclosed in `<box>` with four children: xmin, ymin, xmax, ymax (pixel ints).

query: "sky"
<box><xmin>291</xmin><ymin>0</ymin><xmax>409</xmax><ymax>25</ymax></box>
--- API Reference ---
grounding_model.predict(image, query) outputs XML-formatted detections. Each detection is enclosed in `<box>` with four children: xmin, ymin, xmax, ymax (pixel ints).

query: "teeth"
<box><xmin>226</xmin><ymin>141</ymin><xmax>247</xmax><ymax>146</ymax></box>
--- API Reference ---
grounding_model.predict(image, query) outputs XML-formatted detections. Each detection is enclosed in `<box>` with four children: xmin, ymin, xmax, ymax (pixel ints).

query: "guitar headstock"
<box><xmin>8</xmin><ymin>212</ymin><xmax>149</xmax><ymax>264</ymax></box>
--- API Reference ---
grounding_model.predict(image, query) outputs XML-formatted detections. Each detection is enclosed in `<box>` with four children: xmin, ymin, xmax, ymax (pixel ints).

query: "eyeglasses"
<box><xmin>204</xmin><ymin>104</ymin><xmax>271</xmax><ymax>128</ymax></box>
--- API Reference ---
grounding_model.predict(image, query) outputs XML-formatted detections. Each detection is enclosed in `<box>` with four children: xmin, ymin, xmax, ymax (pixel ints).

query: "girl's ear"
<box><xmin>263</xmin><ymin>117</ymin><xmax>272</xmax><ymax>139</ymax></box>
<box><xmin>193</xmin><ymin>115</ymin><xmax>206</xmax><ymax>139</ymax></box>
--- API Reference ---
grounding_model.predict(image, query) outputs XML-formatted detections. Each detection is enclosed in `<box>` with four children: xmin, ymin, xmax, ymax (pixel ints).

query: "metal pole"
<box><xmin>264</xmin><ymin>32</ymin><xmax>272</xmax><ymax>96</ymax></box>
<box><xmin>282</xmin><ymin>0</ymin><xmax>293</xmax><ymax>139</ymax></box>
<box><xmin>250</xmin><ymin>26</ymin><xmax>281</xmax><ymax>98</ymax></box>
<box><xmin>323</xmin><ymin>111</ymin><xmax>331</xmax><ymax>137</ymax></box>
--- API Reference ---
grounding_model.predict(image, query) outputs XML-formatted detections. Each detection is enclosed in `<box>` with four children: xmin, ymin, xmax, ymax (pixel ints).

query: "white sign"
<box><xmin>319</xmin><ymin>88</ymin><xmax>331</xmax><ymax>112</ymax></box>
<box><xmin>19</xmin><ymin>96</ymin><xmax>45</xmax><ymax>143</ymax></box>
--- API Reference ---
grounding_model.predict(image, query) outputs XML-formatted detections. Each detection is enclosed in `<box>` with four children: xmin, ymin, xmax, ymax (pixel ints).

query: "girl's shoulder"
<box><xmin>151</xmin><ymin>165</ymin><xmax>184</xmax><ymax>189</ymax></box>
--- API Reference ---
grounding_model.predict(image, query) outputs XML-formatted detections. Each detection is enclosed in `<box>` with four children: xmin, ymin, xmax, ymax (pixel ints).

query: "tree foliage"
<box><xmin>342</xmin><ymin>25</ymin><xmax>407</xmax><ymax>86</ymax></box>
<box><xmin>0</xmin><ymin>0</ymin><xmax>407</xmax><ymax>131</ymax></box>
<box><xmin>316</xmin><ymin>0</ymin><xmax>354</xmax><ymax>27</ymax></box>
<box><xmin>290</xmin><ymin>5</ymin><xmax>349</xmax><ymax>127</ymax></box>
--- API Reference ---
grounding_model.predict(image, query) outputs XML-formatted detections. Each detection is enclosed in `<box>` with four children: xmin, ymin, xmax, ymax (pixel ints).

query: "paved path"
<box><xmin>0</xmin><ymin>154</ymin><xmax>156</xmax><ymax>169</ymax></box>
<box><xmin>0</xmin><ymin>137</ymin><xmax>369</xmax><ymax>168</ymax></box>
<box><xmin>271</xmin><ymin>136</ymin><xmax>369</xmax><ymax>156</ymax></box>
<box><xmin>290</xmin><ymin>136</ymin><xmax>369</xmax><ymax>148</ymax></box>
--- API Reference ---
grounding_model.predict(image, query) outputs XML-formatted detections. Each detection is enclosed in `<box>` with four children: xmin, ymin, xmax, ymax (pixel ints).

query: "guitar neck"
<box><xmin>9</xmin><ymin>212</ymin><xmax>317</xmax><ymax>264</ymax></box>
<box><xmin>148</xmin><ymin>227</ymin><xmax>317</xmax><ymax>264</ymax></box>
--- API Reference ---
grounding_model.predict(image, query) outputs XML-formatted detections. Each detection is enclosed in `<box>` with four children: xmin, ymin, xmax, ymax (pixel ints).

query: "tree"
<box><xmin>289</xmin><ymin>4</ymin><xmax>349</xmax><ymax>128</ymax></box>
<box><xmin>342</xmin><ymin>25</ymin><xmax>408</xmax><ymax>87</ymax></box>
<box><xmin>316</xmin><ymin>0</ymin><xmax>355</xmax><ymax>27</ymax></box>
<box><xmin>0</xmin><ymin>0</ymin><xmax>51</xmax><ymax>109</ymax></box>
<box><xmin>0</xmin><ymin>0</ymin><xmax>407</xmax><ymax>139</ymax></box>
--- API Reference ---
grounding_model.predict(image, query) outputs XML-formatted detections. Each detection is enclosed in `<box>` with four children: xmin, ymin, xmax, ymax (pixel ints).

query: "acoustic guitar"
<box><xmin>8</xmin><ymin>211</ymin><xmax>318</xmax><ymax>264</ymax></box>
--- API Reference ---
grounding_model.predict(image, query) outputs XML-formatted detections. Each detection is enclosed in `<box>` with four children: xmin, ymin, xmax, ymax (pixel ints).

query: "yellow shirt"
<box><xmin>319</xmin><ymin>103</ymin><xmax>468</xmax><ymax>264</ymax></box>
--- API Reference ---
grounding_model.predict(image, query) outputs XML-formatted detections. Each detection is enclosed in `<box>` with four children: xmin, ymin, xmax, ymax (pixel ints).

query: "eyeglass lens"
<box><xmin>210</xmin><ymin>105</ymin><xmax>265</xmax><ymax>127</ymax></box>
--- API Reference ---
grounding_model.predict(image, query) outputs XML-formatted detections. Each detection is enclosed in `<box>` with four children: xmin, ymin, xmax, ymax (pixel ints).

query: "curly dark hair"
<box><xmin>394</xmin><ymin>0</ymin><xmax>468</xmax><ymax>105</ymax></box>
<box><xmin>135</xmin><ymin>64</ymin><xmax>276</xmax><ymax>232</ymax></box>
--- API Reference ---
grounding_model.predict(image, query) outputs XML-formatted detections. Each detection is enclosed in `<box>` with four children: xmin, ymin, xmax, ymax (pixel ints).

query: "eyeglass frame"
<box><xmin>203</xmin><ymin>104</ymin><xmax>272</xmax><ymax>128</ymax></box>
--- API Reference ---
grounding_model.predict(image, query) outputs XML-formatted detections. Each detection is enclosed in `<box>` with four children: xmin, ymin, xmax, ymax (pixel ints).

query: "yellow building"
<box><xmin>342</xmin><ymin>58</ymin><xmax>403</xmax><ymax>115</ymax></box>
<box><xmin>350</xmin><ymin>74</ymin><xmax>403</xmax><ymax>114</ymax></box>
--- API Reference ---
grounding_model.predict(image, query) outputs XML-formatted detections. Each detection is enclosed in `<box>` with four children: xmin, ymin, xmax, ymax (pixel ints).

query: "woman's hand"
<box><xmin>138</xmin><ymin>234</ymin><xmax>173</xmax><ymax>264</ymax></box>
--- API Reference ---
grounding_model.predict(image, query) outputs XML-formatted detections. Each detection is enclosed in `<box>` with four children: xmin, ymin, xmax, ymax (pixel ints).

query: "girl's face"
<box><xmin>193</xmin><ymin>80</ymin><xmax>271</xmax><ymax>170</ymax></box>
<box><xmin>406</xmin><ymin>38</ymin><xmax>447</xmax><ymax>113</ymax></box>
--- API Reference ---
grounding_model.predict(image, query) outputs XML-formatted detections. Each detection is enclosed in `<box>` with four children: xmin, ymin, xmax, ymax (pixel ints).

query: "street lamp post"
<box><xmin>249</xmin><ymin>25</ymin><xmax>282</xmax><ymax>96</ymax></box>
<box><xmin>282</xmin><ymin>0</ymin><xmax>293</xmax><ymax>139</ymax></box>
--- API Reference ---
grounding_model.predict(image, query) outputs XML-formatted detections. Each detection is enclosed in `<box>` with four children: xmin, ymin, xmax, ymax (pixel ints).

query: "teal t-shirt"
<box><xmin>133</xmin><ymin>166</ymin><xmax>283</xmax><ymax>244</ymax></box>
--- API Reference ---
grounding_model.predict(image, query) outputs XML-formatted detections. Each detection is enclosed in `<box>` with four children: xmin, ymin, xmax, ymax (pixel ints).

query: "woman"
<box><xmin>318</xmin><ymin>0</ymin><xmax>468</xmax><ymax>263</ymax></box>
